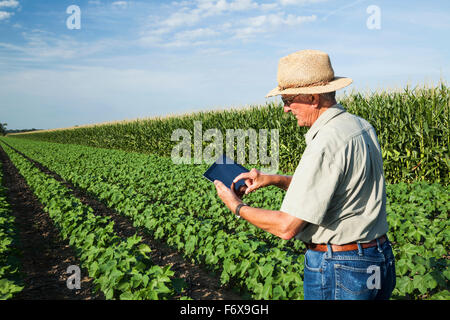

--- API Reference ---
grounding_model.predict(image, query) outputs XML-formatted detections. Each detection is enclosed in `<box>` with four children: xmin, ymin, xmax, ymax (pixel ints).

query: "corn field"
<box><xmin>10</xmin><ymin>83</ymin><xmax>449</xmax><ymax>185</ymax></box>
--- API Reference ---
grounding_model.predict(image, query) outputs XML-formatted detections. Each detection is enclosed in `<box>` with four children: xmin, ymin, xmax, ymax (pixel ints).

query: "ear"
<box><xmin>311</xmin><ymin>94</ymin><xmax>320</xmax><ymax>108</ymax></box>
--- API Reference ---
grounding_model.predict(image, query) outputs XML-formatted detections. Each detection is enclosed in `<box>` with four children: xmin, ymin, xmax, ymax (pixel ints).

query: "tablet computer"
<box><xmin>203</xmin><ymin>154</ymin><xmax>249</xmax><ymax>193</ymax></box>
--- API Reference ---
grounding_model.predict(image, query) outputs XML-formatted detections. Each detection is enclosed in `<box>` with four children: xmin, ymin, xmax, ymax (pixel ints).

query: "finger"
<box><xmin>245</xmin><ymin>185</ymin><xmax>257</xmax><ymax>195</ymax></box>
<box><xmin>230</xmin><ymin>182</ymin><xmax>237</xmax><ymax>195</ymax></box>
<box><xmin>214</xmin><ymin>180</ymin><xmax>225</xmax><ymax>190</ymax></box>
<box><xmin>233</xmin><ymin>172</ymin><xmax>252</xmax><ymax>183</ymax></box>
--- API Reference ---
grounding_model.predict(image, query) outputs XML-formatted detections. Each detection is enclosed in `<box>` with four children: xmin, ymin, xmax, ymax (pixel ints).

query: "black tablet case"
<box><xmin>203</xmin><ymin>154</ymin><xmax>249</xmax><ymax>192</ymax></box>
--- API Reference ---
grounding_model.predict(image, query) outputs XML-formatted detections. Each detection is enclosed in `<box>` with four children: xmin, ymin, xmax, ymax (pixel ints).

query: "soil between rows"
<box><xmin>4</xmin><ymin>143</ymin><xmax>244</xmax><ymax>300</ymax></box>
<box><xmin>0</xmin><ymin>145</ymin><xmax>102</xmax><ymax>300</ymax></box>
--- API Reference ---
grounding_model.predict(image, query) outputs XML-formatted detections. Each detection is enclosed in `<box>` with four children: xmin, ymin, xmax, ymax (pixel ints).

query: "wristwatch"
<box><xmin>234</xmin><ymin>203</ymin><xmax>248</xmax><ymax>219</ymax></box>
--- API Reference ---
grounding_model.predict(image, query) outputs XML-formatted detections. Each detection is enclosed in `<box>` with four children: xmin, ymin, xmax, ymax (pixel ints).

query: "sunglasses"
<box><xmin>281</xmin><ymin>94</ymin><xmax>301</xmax><ymax>106</ymax></box>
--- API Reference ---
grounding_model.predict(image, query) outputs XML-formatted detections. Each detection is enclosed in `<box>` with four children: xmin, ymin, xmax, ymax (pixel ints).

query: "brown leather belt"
<box><xmin>305</xmin><ymin>235</ymin><xmax>387</xmax><ymax>252</ymax></box>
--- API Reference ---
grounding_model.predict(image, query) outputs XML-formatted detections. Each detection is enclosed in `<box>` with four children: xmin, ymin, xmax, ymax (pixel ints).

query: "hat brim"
<box><xmin>265</xmin><ymin>77</ymin><xmax>353</xmax><ymax>98</ymax></box>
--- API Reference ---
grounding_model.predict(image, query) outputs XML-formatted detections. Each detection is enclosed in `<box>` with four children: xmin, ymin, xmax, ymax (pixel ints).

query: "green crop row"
<box><xmin>2</xmin><ymin>137</ymin><xmax>448</xmax><ymax>299</ymax></box>
<box><xmin>386</xmin><ymin>182</ymin><xmax>449</xmax><ymax>299</ymax></box>
<box><xmin>0</xmin><ymin>159</ymin><xmax>23</xmax><ymax>300</ymax></box>
<box><xmin>11</xmin><ymin>83</ymin><xmax>449</xmax><ymax>185</ymax></box>
<box><xmin>0</xmin><ymin>141</ymin><xmax>182</xmax><ymax>300</ymax></box>
<box><xmin>1</xmin><ymin>138</ymin><xmax>306</xmax><ymax>300</ymax></box>
<box><xmin>3</xmin><ymin>136</ymin><xmax>305</xmax><ymax>252</ymax></box>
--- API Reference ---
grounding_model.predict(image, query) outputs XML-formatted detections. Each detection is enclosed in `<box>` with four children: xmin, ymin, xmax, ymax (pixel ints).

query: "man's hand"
<box><xmin>233</xmin><ymin>168</ymin><xmax>269</xmax><ymax>195</ymax></box>
<box><xmin>214</xmin><ymin>180</ymin><xmax>306</xmax><ymax>240</ymax></box>
<box><xmin>214</xmin><ymin>180</ymin><xmax>243</xmax><ymax>214</ymax></box>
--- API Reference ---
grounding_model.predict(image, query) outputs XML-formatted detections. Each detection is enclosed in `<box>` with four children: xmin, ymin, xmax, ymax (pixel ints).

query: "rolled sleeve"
<box><xmin>280</xmin><ymin>150</ymin><xmax>342</xmax><ymax>226</ymax></box>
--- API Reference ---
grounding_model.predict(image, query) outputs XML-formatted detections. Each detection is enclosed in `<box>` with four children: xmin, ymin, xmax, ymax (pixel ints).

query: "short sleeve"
<box><xmin>280</xmin><ymin>150</ymin><xmax>342</xmax><ymax>226</ymax></box>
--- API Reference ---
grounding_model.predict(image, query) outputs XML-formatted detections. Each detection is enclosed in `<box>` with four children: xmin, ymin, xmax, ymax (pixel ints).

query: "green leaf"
<box><xmin>138</xmin><ymin>244</ymin><xmax>151</xmax><ymax>255</ymax></box>
<box><xmin>105</xmin><ymin>288</ymin><xmax>114</xmax><ymax>300</ymax></box>
<box><xmin>262</xmin><ymin>277</ymin><xmax>273</xmax><ymax>299</ymax></box>
<box><xmin>119</xmin><ymin>291</ymin><xmax>135</xmax><ymax>300</ymax></box>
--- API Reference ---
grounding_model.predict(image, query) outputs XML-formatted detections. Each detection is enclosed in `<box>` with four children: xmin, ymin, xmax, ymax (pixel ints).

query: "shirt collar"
<box><xmin>304</xmin><ymin>103</ymin><xmax>346</xmax><ymax>145</ymax></box>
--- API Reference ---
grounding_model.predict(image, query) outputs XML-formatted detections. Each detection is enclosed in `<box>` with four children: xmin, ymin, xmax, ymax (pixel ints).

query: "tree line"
<box><xmin>0</xmin><ymin>123</ymin><xmax>40</xmax><ymax>136</ymax></box>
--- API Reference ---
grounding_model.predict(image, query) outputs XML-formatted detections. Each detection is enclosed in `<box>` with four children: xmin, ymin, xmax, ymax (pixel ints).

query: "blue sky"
<box><xmin>0</xmin><ymin>0</ymin><xmax>449</xmax><ymax>130</ymax></box>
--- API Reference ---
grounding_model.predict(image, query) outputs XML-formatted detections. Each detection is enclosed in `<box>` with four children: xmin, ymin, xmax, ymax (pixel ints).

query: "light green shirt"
<box><xmin>280</xmin><ymin>104</ymin><xmax>389</xmax><ymax>244</ymax></box>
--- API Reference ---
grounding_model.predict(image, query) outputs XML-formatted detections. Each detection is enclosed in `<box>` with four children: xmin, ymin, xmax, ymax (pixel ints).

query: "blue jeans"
<box><xmin>303</xmin><ymin>238</ymin><xmax>396</xmax><ymax>300</ymax></box>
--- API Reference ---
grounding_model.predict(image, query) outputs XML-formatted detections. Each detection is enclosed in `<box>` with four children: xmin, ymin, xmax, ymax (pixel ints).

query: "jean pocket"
<box><xmin>304</xmin><ymin>250</ymin><xmax>324</xmax><ymax>271</ymax></box>
<box><xmin>334</xmin><ymin>262</ymin><xmax>380</xmax><ymax>300</ymax></box>
<box><xmin>304</xmin><ymin>250</ymin><xmax>325</xmax><ymax>300</ymax></box>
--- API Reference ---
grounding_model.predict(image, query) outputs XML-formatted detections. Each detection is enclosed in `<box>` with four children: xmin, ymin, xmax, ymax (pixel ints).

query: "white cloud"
<box><xmin>156</xmin><ymin>0</ymin><xmax>260</xmax><ymax>30</ymax></box>
<box><xmin>140</xmin><ymin>1</ymin><xmax>276</xmax><ymax>46</ymax></box>
<box><xmin>279</xmin><ymin>0</ymin><xmax>328</xmax><ymax>5</ymax></box>
<box><xmin>0</xmin><ymin>0</ymin><xmax>19</xmax><ymax>8</ymax></box>
<box><xmin>197</xmin><ymin>0</ymin><xmax>259</xmax><ymax>17</ymax></box>
<box><xmin>136</xmin><ymin>35</ymin><xmax>162</xmax><ymax>46</ymax></box>
<box><xmin>0</xmin><ymin>30</ymin><xmax>123</xmax><ymax>60</ymax></box>
<box><xmin>0</xmin><ymin>11</ymin><xmax>12</xmax><ymax>20</ymax></box>
<box><xmin>174</xmin><ymin>27</ymin><xmax>219</xmax><ymax>40</ymax></box>
<box><xmin>261</xmin><ymin>3</ymin><xmax>278</xmax><ymax>11</ymax></box>
<box><xmin>0</xmin><ymin>0</ymin><xmax>19</xmax><ymax>22</ymax></box>
<box><xmin>139</xmin><ymin>1</ymin><xmax>320</xmax><ymax>47</ymax></box>
<box><xmin>138</xmin><ymin>29</ymin><xmax>217</xmax><ymax>48</ymax></box>
<box><xmin>161</xmin><ymin>9</ymin><xmax>201</xmax><ymax>28</ymax></box>
<box><xmin>233</xmin><ymin>13</ymin><xmax>317</xmax><ymax>39</ymax></box>
<box><xmin>150</xmin><ymin>27</ymin><xmax>220</xmax><ymax>47</ymax></box>
<box><xmin>171</xmin><ymin>0</ymin><xmax>193</xmax><ymax>7</ymax></box>
<box><xmin>112</xmin><ymin>1</ymin><xmax>128</xmax><ymax>9</ymax></box>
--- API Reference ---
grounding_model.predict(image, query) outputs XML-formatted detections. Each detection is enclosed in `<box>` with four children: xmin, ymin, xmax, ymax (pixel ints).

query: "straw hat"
<box><xmin>266</xmin><ymin>49</ymin><xmax>352</xmax><ymax>97</ymax></box>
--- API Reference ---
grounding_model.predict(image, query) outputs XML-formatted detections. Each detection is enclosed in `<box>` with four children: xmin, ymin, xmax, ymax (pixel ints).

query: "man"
<box><xmin>214</xmin><ymin>49</ymin><xmax>396</xmax><ymax>300</ymax></box>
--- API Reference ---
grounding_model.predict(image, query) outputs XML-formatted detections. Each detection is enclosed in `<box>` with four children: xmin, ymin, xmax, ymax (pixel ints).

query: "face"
<box><xmin>282</xmin><ymin>94</ymin><xmax>321</xmax><ymax>127</ymax></box>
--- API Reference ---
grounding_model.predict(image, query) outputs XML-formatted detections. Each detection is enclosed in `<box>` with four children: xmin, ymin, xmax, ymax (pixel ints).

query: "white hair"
<box><xmin>320</xmin><ymin>91</ymin><xmax>336</xmax><ymax>103</ymax></box>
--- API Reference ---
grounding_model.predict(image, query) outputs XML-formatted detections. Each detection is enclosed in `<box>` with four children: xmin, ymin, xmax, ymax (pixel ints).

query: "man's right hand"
<box><xmin>233</xmin><ymin>168</ymin><xmax>270</xmax><ymax>195</ymax></box>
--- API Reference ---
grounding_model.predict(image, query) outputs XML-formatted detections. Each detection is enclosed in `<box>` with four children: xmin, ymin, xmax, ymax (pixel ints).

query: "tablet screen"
<box><xmin>203</xmin><ymin>154</ymin><xmax>249</xmax><ymax>193</ymax></box>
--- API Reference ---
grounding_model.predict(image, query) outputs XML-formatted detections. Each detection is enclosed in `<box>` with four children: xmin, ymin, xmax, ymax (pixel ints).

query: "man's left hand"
<box><xmin>214</xmin><ymin>180</ymin><xmax>243</xmax><ymax>214</ymax></box>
